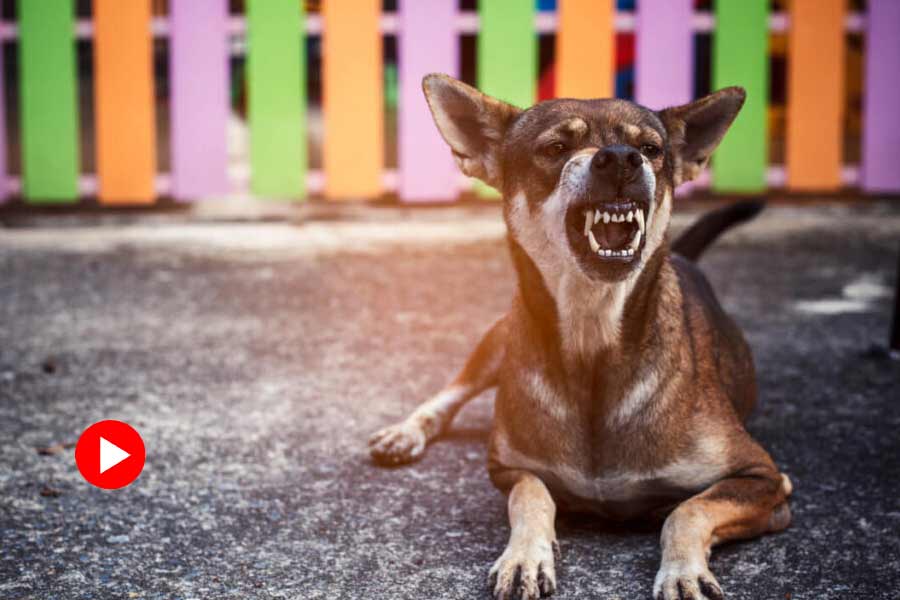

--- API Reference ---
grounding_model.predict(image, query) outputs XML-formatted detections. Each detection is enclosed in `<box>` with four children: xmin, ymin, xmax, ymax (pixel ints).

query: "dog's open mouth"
<box><xmin>566</xmin><ymin>200</ymin><xmax>647</xmax><ymax>264</ymax></box>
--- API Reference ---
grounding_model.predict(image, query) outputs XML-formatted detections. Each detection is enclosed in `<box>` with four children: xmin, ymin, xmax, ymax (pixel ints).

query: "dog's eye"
<box><xmin>640</xmin><ymin>144</ymin><xmax>661</xmax><ymax>159</ymax></box>
<box><xmin>542</xmin><ymin>142</ymin><xmax>567</xmax><ymax>158</ymax></box>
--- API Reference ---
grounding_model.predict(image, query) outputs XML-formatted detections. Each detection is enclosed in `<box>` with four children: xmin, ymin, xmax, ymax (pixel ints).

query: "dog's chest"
<box><xmin>491</xmin><ymin>371</ymin><xmax>726</xmax><ymax>517</ymax></box>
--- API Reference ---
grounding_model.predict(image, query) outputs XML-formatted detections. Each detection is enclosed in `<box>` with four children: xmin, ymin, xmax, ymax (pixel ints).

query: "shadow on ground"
<box><xmin>1</xmin><ymin>202</ymin><xmax>898</xmax><ymax>599</ymax></box>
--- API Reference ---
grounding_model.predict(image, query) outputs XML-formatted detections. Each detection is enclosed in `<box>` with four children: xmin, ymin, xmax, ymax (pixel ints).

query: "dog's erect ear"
<box><xmin>659</xmin><ymin>87</ymin><xmax>746</xmax><ymax>185</ymax></box>
<box><xmin>423</xmin><ymin>73</ymin><xmax>521</xmax><ymax>190</ymax></box>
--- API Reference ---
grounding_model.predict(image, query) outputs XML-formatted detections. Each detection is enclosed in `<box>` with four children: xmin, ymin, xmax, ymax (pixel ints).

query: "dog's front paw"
<box><xmin>368</xmin><ymin>422</ymin><xmax>426</xmax><ymax>466</ymax></box>
<box><xmin>653</xmin><ymin>561</ymin><xmax>723</xmax><ymax>600</ymax></box>
<box><xmin>488</xmin><ymin>539</ymin><xmax>558</xmax><ymax>600</ymax></box>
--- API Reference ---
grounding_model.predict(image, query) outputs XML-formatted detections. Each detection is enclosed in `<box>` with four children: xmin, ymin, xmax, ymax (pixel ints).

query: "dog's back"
<box><xmin>670</xmin><ymin>200</ymin><xmax>764</xmax><ymax>420</ymax></box>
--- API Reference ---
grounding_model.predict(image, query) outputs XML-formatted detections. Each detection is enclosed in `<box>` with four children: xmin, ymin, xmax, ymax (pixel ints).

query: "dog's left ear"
<box><xmin>659</xmin><ymin>87</ymin><xmax>746</xmax><ymax>185</ymax></box>
<box><xmin>422</xmin><ymin>73</ymin><xmax>522</xmax><ymax>190</ymax></box>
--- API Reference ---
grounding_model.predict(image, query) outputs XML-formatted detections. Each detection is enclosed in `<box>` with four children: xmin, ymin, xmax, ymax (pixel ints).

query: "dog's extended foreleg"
<box><xmin>368</xmin><ymin>317</ymin><xmax>506</xmax><ymax>465</ymax></box>
<box><xmin>654</xmin><ymin>464</ymin><xmax>793</xmax><ymax>600</ymax></box>
<box><xmin>489</xmin><ymin>471</ymin><xmax>558</xmax><ymax>600</ymax></box>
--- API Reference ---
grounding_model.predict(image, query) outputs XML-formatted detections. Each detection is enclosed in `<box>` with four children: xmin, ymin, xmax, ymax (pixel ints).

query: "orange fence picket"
<box><xmin>322</xmin><ymin>0</ymin><xmax>383</xmax><ymax>199</ymax></box>
<box><xmin>786</xmin><ymin>0</ymin><xmax>846</xmax><ymax>190</ymax></box>
<box><xmin>93</xmin><ymin>0</ymin><xmax>157</xmax><ymax>204</ymax></box>
<box><xmin>556</xmin><ymin>0</ymin><xmax>615</xmax><ymax>99</ymax></box>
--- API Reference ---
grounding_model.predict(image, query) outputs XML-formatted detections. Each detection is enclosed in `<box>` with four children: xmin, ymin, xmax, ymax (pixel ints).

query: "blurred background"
<box><xmin>0</xmin><ymin>0</ymin><xmax>891</xmax><ymax>207</ymax></box>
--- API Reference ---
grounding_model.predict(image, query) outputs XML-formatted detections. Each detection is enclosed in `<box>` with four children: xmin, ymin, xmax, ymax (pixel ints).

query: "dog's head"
<box><xmin>423</xmin><ymin>74</ymin><xmax>744</xmax><ymax>285</ymax></box>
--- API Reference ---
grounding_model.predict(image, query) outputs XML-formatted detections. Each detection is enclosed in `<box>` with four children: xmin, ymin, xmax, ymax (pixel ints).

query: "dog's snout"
<box><xmin>591</xmin><ymin>145</ymin><xmax>643</xmax><ymax>186</ymax></box>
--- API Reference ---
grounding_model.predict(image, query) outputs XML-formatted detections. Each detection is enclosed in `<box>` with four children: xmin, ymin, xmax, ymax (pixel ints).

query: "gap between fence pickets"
<box><xmin>3</xmin><ymin>166</ymin><xmax>861</xmax><ymax>199</ymax></box>
<box><xmin>0</xmin><ymin>11</ymin><xmax>868</xmax><ymax>42</ymax></box>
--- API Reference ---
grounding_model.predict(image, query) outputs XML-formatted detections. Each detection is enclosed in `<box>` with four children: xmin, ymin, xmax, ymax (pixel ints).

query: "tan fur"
<box><xmin>489</xmin><ymin>473</ymin><xmax>558</xmax><ymax>600</ymax></box>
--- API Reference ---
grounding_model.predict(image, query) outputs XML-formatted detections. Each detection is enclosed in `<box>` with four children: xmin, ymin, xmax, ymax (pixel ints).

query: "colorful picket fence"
<box><xmin>0</xmin><ymin>0</ymin><xmax>898</xmax><ymax>205</ymax></box>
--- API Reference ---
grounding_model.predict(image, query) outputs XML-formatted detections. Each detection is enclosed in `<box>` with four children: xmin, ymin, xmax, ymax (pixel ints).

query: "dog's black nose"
<box><xmin>591</xmin><ymin>145</ymin><xmax>643</xmax><ymax>187</ymax></box>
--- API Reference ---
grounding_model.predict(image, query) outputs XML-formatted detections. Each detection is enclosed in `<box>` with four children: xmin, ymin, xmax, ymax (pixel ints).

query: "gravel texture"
<box><xmin>1</xmin><ymin>202</ymin><xmax>898</xmax><ymax>599</ymax></box>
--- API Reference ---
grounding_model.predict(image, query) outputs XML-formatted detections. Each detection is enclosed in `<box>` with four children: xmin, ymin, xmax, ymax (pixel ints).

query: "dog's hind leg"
<box><xmin>653</xmin><ymin>460</ymin><xmax>792</xmax><ymax>600</ymax></box>
<box><xmin>368</xmin><ymin>317</ymin><xmax>506</xmax><ymax>466</ymax></box>
<box><xmin>489</xmin><ymin>471</ymin><xmax>559</xmax><ymax>600</ymax></box>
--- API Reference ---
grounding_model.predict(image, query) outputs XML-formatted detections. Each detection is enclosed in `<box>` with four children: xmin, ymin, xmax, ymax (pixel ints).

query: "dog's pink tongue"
<box><xmin>597</xmin><ymin>223</ymin><xmax>632</xmax><ymax>249</ymax></box>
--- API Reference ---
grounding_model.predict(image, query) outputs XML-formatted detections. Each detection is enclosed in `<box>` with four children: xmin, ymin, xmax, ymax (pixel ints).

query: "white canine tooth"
<box><xmin>627</xmin><ymin>211</ymin><xmax>634</xmax><ymax>222</ymax></box>
<box><xmin>588</xmin><ymin>230</ymin><xmax>600</xmax><ymax>252</ymax></box>
<box><xmin>630</xmin><ymin>229</ymin><xmax>642</xmax><ymax>250</ymax></box>
<box><xmin>636</xmin><ymin>209</ymin><xmax>645</xmax><ymax>233</ymax></box>
<box><xmin>594</xmin><ymin>209</ymin><xmax>601</xmax><ymax>224</ymax></box>
<box><xmin>584</xmin><ymin>211</ymin><xmax>592</xmax><ymax>236</ymax></box>
<box><xmin>603</xmin><ymin>212</ymin><xmax>611</xmax><ymax>224</ymax></box>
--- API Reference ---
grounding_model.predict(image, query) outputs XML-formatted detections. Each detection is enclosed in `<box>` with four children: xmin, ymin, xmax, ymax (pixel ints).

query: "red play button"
<box><xmin>75</xmin><ymin>420</ymin><xmax>146</xmax><ymax>489</ymax></box>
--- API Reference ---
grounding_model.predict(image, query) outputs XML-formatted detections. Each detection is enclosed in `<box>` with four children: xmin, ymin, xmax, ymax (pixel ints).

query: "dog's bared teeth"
<box><xmin>584</xmin><ymin>211</ymin><xmax>592</xmax><ymax>236</ymax></box>
<box><xmin>627</xmin><ymin>211</ymin><xmax>634</xmax><ymax>222</ymax></box>
<box><xmin>594</xmin><ymin>210</ymin><xmax>601</xmax><ymax>224</ymax></box>
<box><xmin>636</xmin><ymin>209</ymin><xmax>645</xmax><ymax>234</ymax></box>
<box><xmin>588</xmin><ymin>230</ymin><xmax>600</xmax><ymax>252</ymax></box>
<box><xmin>602</xmin><ymin>212</ymin><xmax>611</xmax><ymax>224</ymax></box>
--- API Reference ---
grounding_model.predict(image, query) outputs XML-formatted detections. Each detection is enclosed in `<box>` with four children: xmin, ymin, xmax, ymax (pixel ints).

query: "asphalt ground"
<box><xmin>1</xmin><ymin>201</ymin><xmax>898</xmax><ymax>599</ymax></box>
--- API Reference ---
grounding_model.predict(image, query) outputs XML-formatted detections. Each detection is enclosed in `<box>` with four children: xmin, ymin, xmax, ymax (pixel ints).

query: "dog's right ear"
<box><xmin>423</xmin><ymin>73</ymin><xmax>521</xmax><ymax>190</ymax></box>
<box><xmin>658</xmin><ymin>87</ymin><xmax>746</xmax><ymax>186</ymax></box>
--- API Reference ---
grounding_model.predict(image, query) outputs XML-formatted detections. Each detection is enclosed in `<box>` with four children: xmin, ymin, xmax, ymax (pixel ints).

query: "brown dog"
<box><xmin>369</xmin><ymin>74</ymin><xmax>792</xmax><ymax>600</ymax></box>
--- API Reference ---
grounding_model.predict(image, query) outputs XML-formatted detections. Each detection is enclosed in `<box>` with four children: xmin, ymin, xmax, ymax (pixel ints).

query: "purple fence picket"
<box><xmin>169</xmin><ymin>0</ymin><xmax>230</xmax><ymax>200</ymax></box>
<box><xmin>635</xmin><ymin>0</ymin><xmax>693</xmax><ymax>110</ymax></box>
<box><xmin>0</xmin><ymin>47</ymin><xmax>6</xmax><ymax>203</ymax></box>
<box><xmin>398</xmin><ymin>0</ymin><xmax>459</xmax><ymax>202</ymax></box>
<box><xmin>862</xmin><ymin>0</ymin><xmax>900</xmax><ymax>193</ymax></box>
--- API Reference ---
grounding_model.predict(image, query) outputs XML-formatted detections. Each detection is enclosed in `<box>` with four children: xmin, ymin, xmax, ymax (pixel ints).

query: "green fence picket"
<box><xmin>18</xmin><ymin>0</ymin><xmax>80</xmax><ymax>203</ymax></box>
<box><xmin>712</xmin><ymin>0</ymin><xmax>768</xmax><ymax>192</ymax></box>
<box><xmin>475</xmin><ymin>0</ymin><xmax>536</xmax><ymax>197</ymax></box>
<box><xmin>478</xmin><ymin>0</ymin><xmax>536</xmax><ymax>109</ymax></box>
<box><xmin>246</xmin><ymin>0</ymin><xmax>306</xmax><ymax>199</ymax></box>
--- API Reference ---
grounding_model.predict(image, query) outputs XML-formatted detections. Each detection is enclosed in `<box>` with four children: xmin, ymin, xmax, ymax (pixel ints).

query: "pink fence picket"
<box><xmin>169</xmin><ymin>0</ymin><xmax>230</xmax><ymax>200</ymax></box>
<box><xmin>398</xmin><ymin>0</ymin><xmax>459</xmax><ymax>202</ymax></box>
<box><xmin>635</xmin><ymin>0</ymin><xmax>693</xmax><ymax>110</ymax></box>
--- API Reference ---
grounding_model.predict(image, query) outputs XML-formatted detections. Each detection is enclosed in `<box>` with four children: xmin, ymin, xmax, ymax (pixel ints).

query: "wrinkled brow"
<box><xmin>617</xmin><ymin>122</ymin><xmax>664</xmax><ymax>145</ymax></box>
<box><xmin>534</xmin><ymin>117</ymin><xmax>589</xmax><ymax>145</ymax></box>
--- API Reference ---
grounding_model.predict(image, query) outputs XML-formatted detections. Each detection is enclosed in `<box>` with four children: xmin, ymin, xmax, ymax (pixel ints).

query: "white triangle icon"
<box><xmin>99</xmin><ymin>437</ymin><xmax>130</xmax><ymax>474</ymax></box>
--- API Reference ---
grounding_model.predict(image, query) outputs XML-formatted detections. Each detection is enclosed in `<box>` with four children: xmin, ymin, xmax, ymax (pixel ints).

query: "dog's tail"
<box><xmin>671</xmin><ymin>199</ymin><xmax>765</xmax><ymax>262</ymax></box>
